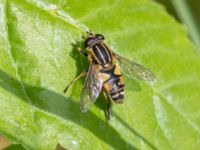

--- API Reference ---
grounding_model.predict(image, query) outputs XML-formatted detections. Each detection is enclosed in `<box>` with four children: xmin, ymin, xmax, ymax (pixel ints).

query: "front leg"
<box><xmin>71</xmin><ymin>43</ymin><xmax>88</xmax><ymax>57</ymax></box>
<box><xmin>63</xmin><ymin>70</ymin><xmax>87</xmax><ymax>93</ymax></box>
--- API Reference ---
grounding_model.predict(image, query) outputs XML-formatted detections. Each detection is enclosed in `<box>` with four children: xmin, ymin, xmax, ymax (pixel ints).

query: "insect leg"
<box><xmin>86</xmin><ymin>30</ymin><xmax>94</xmax><ymax>35</ymax></box>
<box><xmin>63</xmin><ymin>70</ymin><xmax>87</xmax><ymax>93</ymax></box>
<box><xmin>79</xmin><ymin>49</ymin><xmax>88</xmax><ymax>57</ymax></box>
<box><xmin>72</xmin><ymin>43</ymin><xmax>88</xmax><ymax>57</ymax></box>
<box><xmin>82</xmin><ymin>30</ymin><xmax>94</xmax><ymax>39</ymax></box>
<box><xmin>104</xmin><ymin>93</ymin><xmax>113</xmax><ymax>120</ymax></box>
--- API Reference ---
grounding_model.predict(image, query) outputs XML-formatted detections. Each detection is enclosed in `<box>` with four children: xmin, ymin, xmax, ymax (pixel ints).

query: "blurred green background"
<box><xmin>156</xmin><ymin>0</ymin><xmax>200</xmax><ymax>50</ymax></box>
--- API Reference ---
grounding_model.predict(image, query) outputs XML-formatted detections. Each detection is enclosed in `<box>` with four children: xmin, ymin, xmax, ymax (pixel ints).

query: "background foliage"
<box><xmin>0</xmin><ymin>0</ymin><xmax>200</xmax><ymax>149</ymax></box>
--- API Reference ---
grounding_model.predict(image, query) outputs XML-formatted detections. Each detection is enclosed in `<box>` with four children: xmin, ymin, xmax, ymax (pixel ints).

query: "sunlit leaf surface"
<box><xmin>0</xmin><ymin>0</ymin><xmax>200</xmax><ymax>149</ymax></box>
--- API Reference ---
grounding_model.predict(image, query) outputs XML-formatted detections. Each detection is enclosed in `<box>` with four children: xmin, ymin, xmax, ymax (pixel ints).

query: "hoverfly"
<box><xmin>64</xmin><ymin>31</ymin><xmax>155</xmax><ymax>120</ymax></box>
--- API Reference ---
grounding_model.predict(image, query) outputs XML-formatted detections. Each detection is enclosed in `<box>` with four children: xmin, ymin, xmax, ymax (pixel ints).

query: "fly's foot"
<box><xmin>105</xmin><ymin>103</ymin><xmax>113</xmax><ymax>121</ymax></box>
<box><xmin>71</xmin><ymin>42</ymin><xmax>87</xmax><ymax>57</ymax></box>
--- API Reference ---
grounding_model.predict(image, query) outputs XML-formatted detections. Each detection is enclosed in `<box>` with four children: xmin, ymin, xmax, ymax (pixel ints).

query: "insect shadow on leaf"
<box><xmin>55</xmin><ymin>143</ymin><xmax>67</xmax><ymax>150</ymax></box>
<box><xmin>0</xmin><ymin>69</ymin><xmax>137</xmax><ymax>150</ymax></box>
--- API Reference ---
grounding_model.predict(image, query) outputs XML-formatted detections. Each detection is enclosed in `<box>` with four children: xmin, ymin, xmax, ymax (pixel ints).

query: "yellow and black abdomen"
<box><xmin>101</xmin><ymin>65</ymin><xmax>125</xmax><ymax>103</ymax></box>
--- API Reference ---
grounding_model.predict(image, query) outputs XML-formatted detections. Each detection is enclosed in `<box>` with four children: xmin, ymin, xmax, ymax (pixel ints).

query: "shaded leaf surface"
<box><xmin>0</xmin><ymin>0</ymin><xmax>200</xmax><ymax>149</ymax></box>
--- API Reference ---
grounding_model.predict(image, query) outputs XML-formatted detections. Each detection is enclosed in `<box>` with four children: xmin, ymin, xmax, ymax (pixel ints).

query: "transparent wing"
<box><xmin>114</xmin><ymin>53</ymin><xmax>156</xmax><ymax>81</ymax></box>
<box><xmin>80</xmin><ymin>62</ymin><xmax>103</xmax><ymax>112</ymax></box>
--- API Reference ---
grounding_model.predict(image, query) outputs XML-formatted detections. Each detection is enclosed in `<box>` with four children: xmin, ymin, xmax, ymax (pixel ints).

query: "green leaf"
<box><xmin>4</xmin><ymin>144</ymin><xmax>27</xmax><ymax>150</ymax></box>
<box><xmin>0</xmin><ymin>0</ymin><xmax>200</xmax><ymax>149</ymax></box>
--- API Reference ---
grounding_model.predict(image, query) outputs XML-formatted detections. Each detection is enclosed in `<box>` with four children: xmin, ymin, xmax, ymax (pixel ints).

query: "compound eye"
<box><xmin>84</xmin><ymin>38</ymin><xmax>95</xmax><ymax>48</ymax></box>
<box><xmin>96</xmin><ymin>34</ymin><xmax>105</xmax><ymax>40</ymax></box>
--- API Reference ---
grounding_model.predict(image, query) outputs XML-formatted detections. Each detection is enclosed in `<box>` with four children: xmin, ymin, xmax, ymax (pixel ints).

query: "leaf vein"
<box><xmin>4</xmin><ymin>0</ymin><xmax>32</xmax><ymax>104</ymax></box>
<box><xmin>154</xmin><ymin>88</ymin><xmax>200</xmax><ymax>135</ymax></box>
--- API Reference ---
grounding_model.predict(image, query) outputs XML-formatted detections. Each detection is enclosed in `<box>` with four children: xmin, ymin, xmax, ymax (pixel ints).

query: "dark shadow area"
<box><xmin>69</xmin><ymin>39</ymin><xmax>88</xmax><ymax>74</ymax></box>
<box><xmin>156</xmin><ymin>0</ymin><xmax>200</xmax><ymax>31</ymax></box>
<box><xmin>187</xmin><ymin>0</ymin><xmax>200</xmax><ymax>31</ymax></box>
<box><xmin>4</xmin><ymin>144</ymin><xmax>27</xmax><ymax>150</ymax></box>
<box><xmin>155</xmin><ymin>0</ymin><xmax>179</xmax><ymax>22</ymax></box>
<box><xmin>0</xmin><ymin>69</ymin><xmax>137</xmax><ymax>149</ymax></box>
<box><xmin>55</xmin><ymin>143</ymin><xmax>67</xmax><ymax>150</ymax></box>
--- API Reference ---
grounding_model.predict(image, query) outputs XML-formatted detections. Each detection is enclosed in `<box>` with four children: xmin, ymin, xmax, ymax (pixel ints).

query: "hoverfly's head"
<box><xmin>84</xmin><ymin>33</ymin><xmax>105</xmax><ymax>48</ymax></box>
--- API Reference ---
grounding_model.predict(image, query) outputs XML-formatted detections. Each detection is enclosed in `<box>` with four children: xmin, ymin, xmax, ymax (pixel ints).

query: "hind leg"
<box><xmin>103</xmin><ymin>93</ymin><xmax>113</xmax><ymax>120</ymax></box>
